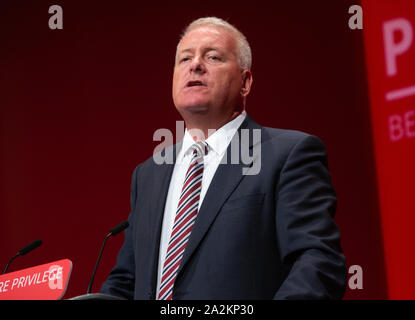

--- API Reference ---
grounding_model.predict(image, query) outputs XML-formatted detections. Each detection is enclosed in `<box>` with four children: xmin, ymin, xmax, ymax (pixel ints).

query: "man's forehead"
<box><xmin>178</xmin><ymin>26</ymin><xmax>236</xmax><ymax>52</ymax></box>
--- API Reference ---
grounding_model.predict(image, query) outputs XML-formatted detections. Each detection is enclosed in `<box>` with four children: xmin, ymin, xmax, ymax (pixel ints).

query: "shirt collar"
<box><xmin>179</xmin><ymin>111</ymin><xmax>247</xmax><ymax>160</ymax></box>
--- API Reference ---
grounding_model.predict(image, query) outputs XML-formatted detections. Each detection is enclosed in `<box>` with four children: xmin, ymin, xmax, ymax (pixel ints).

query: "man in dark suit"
<box><xmin>100</xmin><ymin>17</ymin><xmax>347</xmax><ymax>300</ymax></box>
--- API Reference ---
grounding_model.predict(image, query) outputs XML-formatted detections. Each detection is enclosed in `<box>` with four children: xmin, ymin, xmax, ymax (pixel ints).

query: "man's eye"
<box><xmin>180</xmin><ymin>57</ymin><xmax>190</xmax><ymax>63</ymax></box>
<box><xmin>209</xmin><ymin>56</ymin><xmax>220</xmax><ymax>61</ymax></box>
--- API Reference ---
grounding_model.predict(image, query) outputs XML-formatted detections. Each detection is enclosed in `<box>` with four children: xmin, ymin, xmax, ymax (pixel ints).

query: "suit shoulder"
<box><xmin>262</xmin><ymin>127</ymin><xmax>315</xmax><ymax>144</ymax></box>
<box><xmin>132</xmin><ymin>154</ymin><xmax>160</xmax><ymax>174</ymax></box>
<box><xmin>131</xmin><ymin>143</ymin><xmax>177</xmax><ymax>174</ymax></box>
<box><xmin>261</xmin><ymin>127</ymin><xmax>327</xmax><ymax>157</ymax></box>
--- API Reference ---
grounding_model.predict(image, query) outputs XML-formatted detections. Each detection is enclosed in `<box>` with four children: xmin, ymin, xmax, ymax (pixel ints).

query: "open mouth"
<box><xmin>186</xmin><ymin>80</ymin><xmax>205</xmax><ymax>87</ymax></box>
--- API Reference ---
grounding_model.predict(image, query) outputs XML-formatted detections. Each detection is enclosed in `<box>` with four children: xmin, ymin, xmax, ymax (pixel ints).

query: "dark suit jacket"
<box><xmin>100</xmin><ymin>115</ymin><xmax>347</xmax><ymax>299</ymax></box>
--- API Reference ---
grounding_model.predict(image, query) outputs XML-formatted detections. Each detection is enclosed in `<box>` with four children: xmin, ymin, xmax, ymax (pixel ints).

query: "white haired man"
<box><xmin>101</xmin><ymin>17</ymin><xmax>347</xmax><ymax>300</ymax></box>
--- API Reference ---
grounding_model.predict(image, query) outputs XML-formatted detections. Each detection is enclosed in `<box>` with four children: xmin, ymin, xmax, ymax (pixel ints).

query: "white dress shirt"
<box><xmin>156</xmin><ymin>111</ymin><xmax>246</xmax><ymax>297</ymax></box>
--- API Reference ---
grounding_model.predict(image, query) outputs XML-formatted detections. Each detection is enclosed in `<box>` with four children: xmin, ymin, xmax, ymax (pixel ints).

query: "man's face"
<box><xmin>172</xmin><ymin>26</ymin><xmax>244</xmax><ymax>120</ymax></box>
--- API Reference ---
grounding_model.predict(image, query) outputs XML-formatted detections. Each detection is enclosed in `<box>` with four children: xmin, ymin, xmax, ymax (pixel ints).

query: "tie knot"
<box><xmin>192</xmin><ymin>141</ymin><xmax>209</xmax><ymax>157</ymax></box>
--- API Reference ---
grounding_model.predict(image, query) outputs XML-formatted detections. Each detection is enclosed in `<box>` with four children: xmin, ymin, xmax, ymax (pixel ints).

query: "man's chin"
<box><xmin>180</xmin><ymin>104</ymin><xmax>209</xmax><ymax>114</ymax></box>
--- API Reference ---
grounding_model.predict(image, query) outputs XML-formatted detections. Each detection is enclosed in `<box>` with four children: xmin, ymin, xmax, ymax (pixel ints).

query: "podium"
<box><xmin>0</xmin><ymin>259</ymin><xmax>126</xmax><ymax>300</ymax></box>
<box><xmin>1</xmin><ymin>222</ymin><xmax>130</xmax><ymax>300</ymax></box>
<box><xmin>69</xmin><ymin>293</ymin><xmax>126</xmax><ymax>300</ymax></box>
<box><xmin>0</xmin><ymin>259</ymin><xmax>72</xmax><ymax>300</ymax></box>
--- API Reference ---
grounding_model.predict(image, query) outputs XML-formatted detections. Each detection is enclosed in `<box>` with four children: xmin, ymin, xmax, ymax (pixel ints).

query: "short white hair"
<box><xmin>176</xmin><ymin>17</ymin><xmax>252</xmax><ymax>70</ymax></box>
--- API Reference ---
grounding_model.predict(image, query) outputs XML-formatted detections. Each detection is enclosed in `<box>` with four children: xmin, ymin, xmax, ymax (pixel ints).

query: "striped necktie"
<box><xmin>158</xmin><ymin>141</ymin><xmax>209</xmax><ymax>300</ymax></box>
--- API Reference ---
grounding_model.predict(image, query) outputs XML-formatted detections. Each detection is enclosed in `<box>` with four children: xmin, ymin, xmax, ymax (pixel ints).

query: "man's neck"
<box><xmin>184</xmin><ymin>111</ymin><xmax>242</xmax><ymax>141</ymax></box>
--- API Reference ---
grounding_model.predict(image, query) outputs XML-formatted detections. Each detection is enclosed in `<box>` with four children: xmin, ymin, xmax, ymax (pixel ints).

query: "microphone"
<box><xmin>87</xmin><ymin>220</ymin><xmax>129</xmax><ymax>294</ymax></box>
<box><xmin>2</xmin><ymin>239</ymin><xmax>43</xmax><ymax>274</ymax></box>
<box><xmin>109</xmin><ymin>221</ymin><xmax>129</xmax><ymax>236</ymax></box>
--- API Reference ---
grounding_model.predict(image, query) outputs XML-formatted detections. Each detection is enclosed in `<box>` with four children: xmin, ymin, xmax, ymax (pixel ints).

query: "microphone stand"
<box><xmin>2</xmin><ymin>253</ymin><xmax>19</xmax><ymax>274</ymax></box>
<box><xmin>69</xmin><ymin>220</ymin><xmax>129</xmax><ymax>300</ymax></box>
<box><xmin>87</xmin><ymin>232</ymin><xmax>111</xmax><ymax>294</ymax></box>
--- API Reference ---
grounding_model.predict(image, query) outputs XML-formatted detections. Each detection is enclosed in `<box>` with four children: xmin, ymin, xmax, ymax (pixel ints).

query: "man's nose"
<box><xmin>189</xmin><ymin>56</ymin><xmax>206</xmax><ymax>74</ymax></box>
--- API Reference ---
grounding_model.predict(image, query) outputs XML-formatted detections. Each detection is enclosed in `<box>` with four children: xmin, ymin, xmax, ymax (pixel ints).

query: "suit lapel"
<box><xmin>147</xmin><ymin>143</ymin><xmax>180</xmax><ymax>299</ymax></box>
<box><xmin>175</xmin><ymin>115</ymin><xmax>263</xmax><ymax>281</ymax></box>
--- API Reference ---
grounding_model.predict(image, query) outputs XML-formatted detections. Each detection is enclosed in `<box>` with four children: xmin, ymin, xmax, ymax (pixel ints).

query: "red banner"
<box><xmin>363</xmin><ymin>0</ymin><xmax>415</xmax><ymax>299</ymax></box>
<box><xmin>0</xmin><ymin>259</ymin><xmax>72</xmax><ymax>300</ymax></box>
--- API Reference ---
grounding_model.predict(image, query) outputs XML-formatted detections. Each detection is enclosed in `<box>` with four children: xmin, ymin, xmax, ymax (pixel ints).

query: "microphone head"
<box><xmin>19</xmin><ymin>239</ymin><xmax>42</xmax><ymax>256</ymax></box>
<box><xmin>109</xmin><ymin>221</ymin><xmax>129</xmax><ymax>236</ymax></box>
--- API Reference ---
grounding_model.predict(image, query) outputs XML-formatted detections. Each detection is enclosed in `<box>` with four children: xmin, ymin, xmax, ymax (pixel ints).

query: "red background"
<box><xmin>1</xmin><ymin>1</ymin><xmax>388</xmax><ymax>299</ymax></box>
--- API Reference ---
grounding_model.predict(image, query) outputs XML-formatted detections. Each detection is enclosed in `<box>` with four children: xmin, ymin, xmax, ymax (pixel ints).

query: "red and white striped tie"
<box><xmin>158</xmin><ymin>141</ymin><xmax>209</xmax><ymax>300</ymax></box>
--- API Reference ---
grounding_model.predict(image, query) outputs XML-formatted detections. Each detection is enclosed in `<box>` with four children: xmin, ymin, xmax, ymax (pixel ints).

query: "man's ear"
<box><xmin>241</xmin><ymin>70</ymin><xmax>253</xmax><ymax>97</ymax></box>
